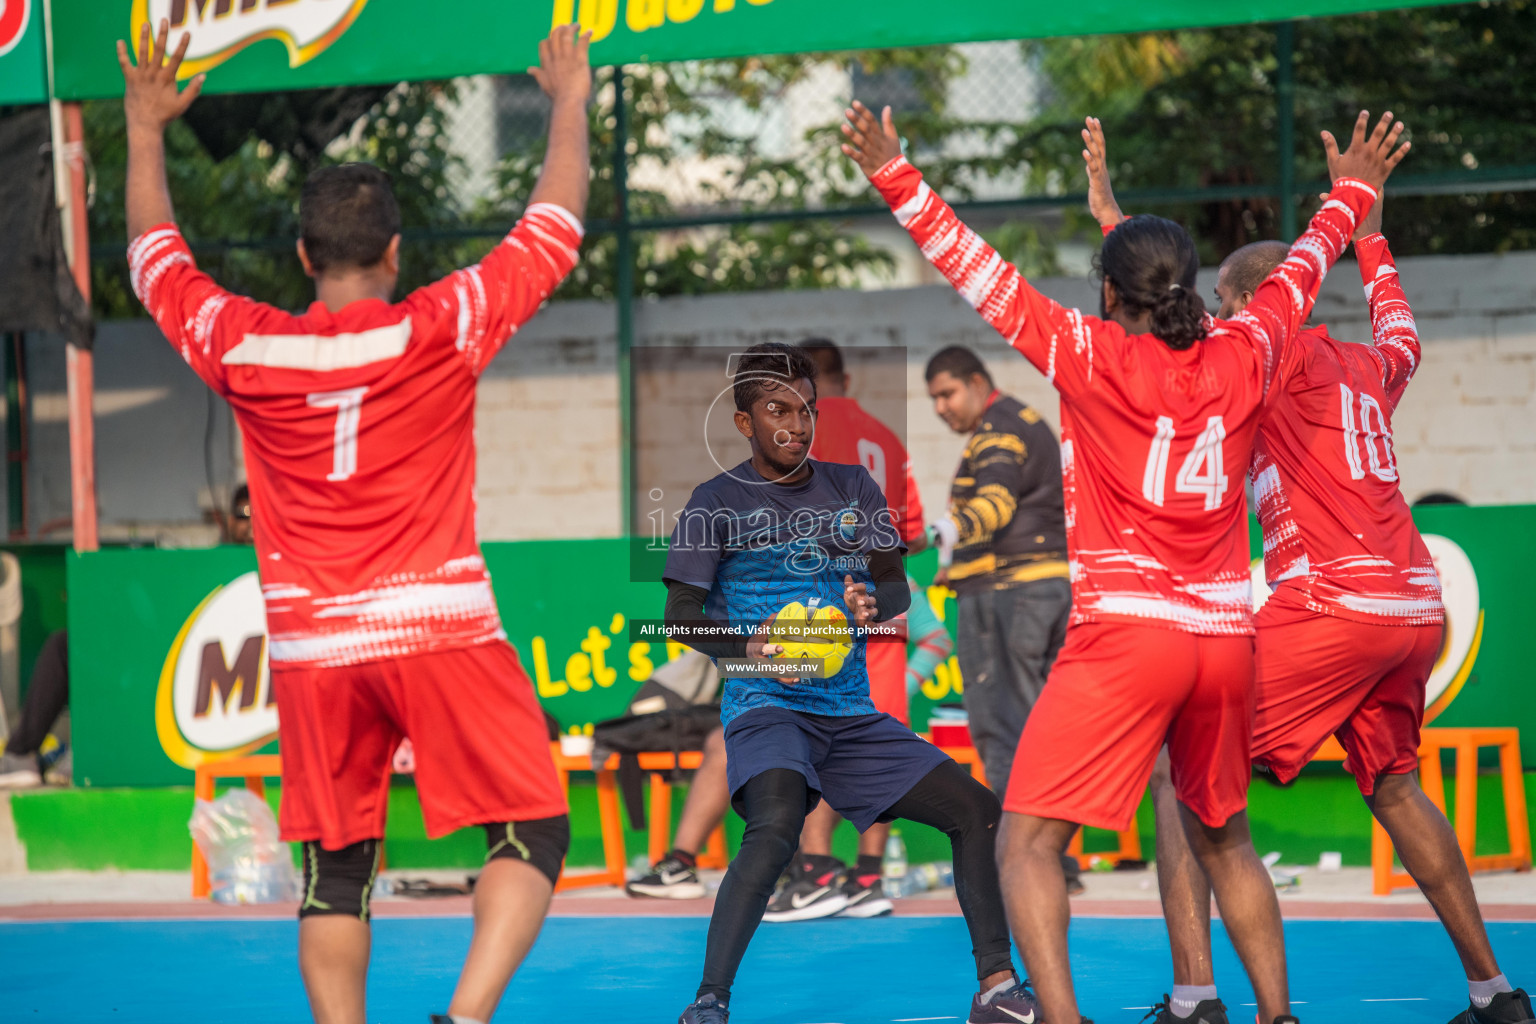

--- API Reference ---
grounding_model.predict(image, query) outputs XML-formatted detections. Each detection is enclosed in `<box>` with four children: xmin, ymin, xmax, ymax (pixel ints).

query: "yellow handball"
<box><xmin>769</xmin><ymin>599</ymin><xmax>854</xmax><ymax>678</ymax></box>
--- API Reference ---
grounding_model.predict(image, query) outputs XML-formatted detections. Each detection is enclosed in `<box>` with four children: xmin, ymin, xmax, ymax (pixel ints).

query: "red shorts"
<box><xmin>273</xmin><ymin>641</ymin><xmax>567</xmax><ymax>850</ymax></box>
<box><xmin>1004</xmin><ymin>622</ymin><xmax>1255</xmax><ymax>831</ymax></box>
<box><xmin>1252</xmin><ymin>584</ymin><xmax>1442</xmax><ymax>796</ymax></box>
<box><xmin>866</xmin><ymin>639</ymin><xmax>909</xmax><ymax>724</ymax></box>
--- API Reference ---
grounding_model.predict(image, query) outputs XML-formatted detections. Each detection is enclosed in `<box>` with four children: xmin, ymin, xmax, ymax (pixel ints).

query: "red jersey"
<box><xmin>810</xmin><ymin>395</ymin><xmax>925</xmax><ymax>544</ymax></box>
<box><xmin>129</xmin><ymin>204</ymin><xmax>583</xmax><ymax>668</ymax></box>
<box><xmin>1251</xmin><ymin>233</ymin><xmax>1442</xmax><ymax>626</ymax></box>
<box><xmin>872</xmin><ymin>156</ymin><xmax>1377</xmax><ymax>636</ymax></box>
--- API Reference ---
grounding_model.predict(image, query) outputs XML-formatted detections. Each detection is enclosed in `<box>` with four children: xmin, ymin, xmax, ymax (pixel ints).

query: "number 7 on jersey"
<box><xmin>307</xmin><ymin>387</ymin><xmax>368</xmax><ymax>482</ymax></box>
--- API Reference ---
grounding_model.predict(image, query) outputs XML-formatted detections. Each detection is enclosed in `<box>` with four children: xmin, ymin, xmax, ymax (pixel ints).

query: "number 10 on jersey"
<box><xmin>1142</xmin><ymin>415</ymin><xmax>1229</xmax><ymax>510</ymax></box>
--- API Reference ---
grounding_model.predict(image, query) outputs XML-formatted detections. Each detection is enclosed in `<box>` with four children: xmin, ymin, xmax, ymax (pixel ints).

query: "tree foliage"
<box><xmin>82</xmin><ymin>0</ymin><xmax>1535</xmax><ymax>318</ymax></box>
<box><xmin>1016</xmin><ymin>0</ymin><xmax>1536</xmax><ymax>261</ymax></box>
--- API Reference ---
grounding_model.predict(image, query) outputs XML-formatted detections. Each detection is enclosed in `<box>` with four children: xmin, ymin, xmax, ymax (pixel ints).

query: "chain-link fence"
<box><xmin>83</xmin><ymin>3</ymin><xmax>1536</xmax><ymax>316</ymax></box>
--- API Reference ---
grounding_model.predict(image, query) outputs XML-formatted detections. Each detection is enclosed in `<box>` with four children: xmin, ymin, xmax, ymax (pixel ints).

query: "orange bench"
<box><xmin>1312</xmin><ymin>727</ymin><xmax>1531</xmax><ymax>895</ymax></box>
<box><xmin>927</xmin><ymin>738</ymin><xmax>1143</xmax><ymax>870</ymax></box>
<box><xmin>548</xmin><ymin>744</ymin><xmax>728</xmax><ymax>892</ymax></box>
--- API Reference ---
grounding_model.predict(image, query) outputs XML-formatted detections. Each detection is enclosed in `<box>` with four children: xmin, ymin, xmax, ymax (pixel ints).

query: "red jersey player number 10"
<box><xmin>1339</xmin><ymin>384</ymin><xmax>1398</xmax><ymax>482</ymax></box>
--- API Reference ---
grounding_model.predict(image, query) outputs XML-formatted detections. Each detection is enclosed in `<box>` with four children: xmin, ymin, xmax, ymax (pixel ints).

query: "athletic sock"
<box><xmin>668</xmin><ymin>849</ymin><xmax>698</xmax><ymax>869</ymax></box>
<box><xmin>855</xmin><ymin>854</ymin><xmax>883</xmax><ymax>878</ymax></box>
<box><xmin>1169</xmin><ymin>984</ymin><xmax>1219</xmax><ymax>1018</ymax></box>
<box><xmin>447</xmin><ymin>1016</ymin><xmax>486</xmax><ymax>1024</ymax></box>
<box><xmin>800</xmin><ymin>853</ymin><xmax>843</xmax><ymax>880</ymax></box>
<box><xmin>1470</xmin><ymin>974</ymin><xmax>1514</xmax><ymax>1008</ymax></box>
<box><xmin>979</xmin><ymin>976</ymin><xmax>1016</xmax><ymax>1005</ymax></box>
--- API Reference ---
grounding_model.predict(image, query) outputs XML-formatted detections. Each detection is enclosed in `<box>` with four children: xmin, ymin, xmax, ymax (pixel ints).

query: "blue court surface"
<box><xmin>5</xmin><ymin>913</ymin><xmax>1533</xmax><ymax>1023</ymax></box>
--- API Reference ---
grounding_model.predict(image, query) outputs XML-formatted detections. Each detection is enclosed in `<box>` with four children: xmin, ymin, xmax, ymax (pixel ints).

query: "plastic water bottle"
<box><xmin>881</xmin><ymin>829</ymin><xmax>908</xmax><ymax>898</ymax></box>
<box><xmin>908</xmin><ymin>860</ymin><xmax>955</xmax><ymax>893</ymax></box>
<box><xmin>210</xmin><ymin>855</ymin><xmax>297</xmax><ymax>905</ymax></box>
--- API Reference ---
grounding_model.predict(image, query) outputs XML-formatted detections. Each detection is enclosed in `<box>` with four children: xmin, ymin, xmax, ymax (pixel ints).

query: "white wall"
<box><xmin>14</xmin><ymin>245</ymin><xmax>1536</xmax><ymax>545</ymax></box>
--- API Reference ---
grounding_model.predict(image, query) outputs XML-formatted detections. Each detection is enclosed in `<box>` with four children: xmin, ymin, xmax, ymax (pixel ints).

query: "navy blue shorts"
<box><xmin>723</xmin><ymin>707</ymin><xmax>951</xmax><ymax>832</ymax></box>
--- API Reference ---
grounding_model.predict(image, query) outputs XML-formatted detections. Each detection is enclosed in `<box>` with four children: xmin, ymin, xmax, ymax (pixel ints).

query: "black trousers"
<box><xmin>8</xmin><ymin>630</ymin><xmax>66</xmax><ymax>756</ymax></box>
<box><xmin>697</xmin><ymin>758</ymin><xmax>1013</xmax><ymax>1003</ymax></box>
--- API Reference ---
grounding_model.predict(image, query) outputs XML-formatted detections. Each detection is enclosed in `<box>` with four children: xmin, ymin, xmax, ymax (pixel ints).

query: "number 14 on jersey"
<box><xmin>1142</xmin><ymin>415</ymin><xmax>1229</xmax><ymax>510</ymax></box>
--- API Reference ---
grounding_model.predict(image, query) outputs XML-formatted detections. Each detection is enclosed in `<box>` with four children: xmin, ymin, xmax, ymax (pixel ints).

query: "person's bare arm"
<box><xmin>526</xmin><ymin>24</ymin><xmax>592</xmax><ymax>220</ymax></box>
<box><xmin>1082</xmin><ymin>116</ymin><xmax>1127</xmax><ymax>230</ymax></box>
<box><xmin>119</xmin><ymin>19</ymin><xmax>204</xmax><ymax>241</ymax></box>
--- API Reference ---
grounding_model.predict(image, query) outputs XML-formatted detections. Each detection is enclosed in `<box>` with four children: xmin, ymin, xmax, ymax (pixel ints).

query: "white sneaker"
<box><xmin>0</xmin><ymin>751</ymin><xmax>42</xmax><ymax>789</ymax></box>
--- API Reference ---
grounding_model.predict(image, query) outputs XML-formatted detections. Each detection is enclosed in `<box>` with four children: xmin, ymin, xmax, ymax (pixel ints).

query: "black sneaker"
<box><xmin>679</xmin><ymin>994</ymin><xmax>729</xmax><ymax>1024</ymax></box>
<box><xmin>968</xmin><ymin>978</ymin><xmax>1042</xmax><ymax>1023</ymax></box>
<box><xmin>835</xmin><ymin>866</ymin><xmax>893</xmax><ymax>918</ymax></box>
<box><xmin>1272</xmin><ymin>1016</ymin><xmax>1301</xmax><ymax>1024</ymax></box>
<box><xmin>626</xmin><ymin>853</ymin><xmax>706</xmax><ymax>900</ymax></box>
<box><xmin>762</xmin><ymin>860</ymin><xmax>848</xmax><ymax>922</ymax></box>
<box><xmin>1448</xmin><ymin>989</ymin><xmax>1536</xmax><ymax>1024</ymax></box>
<box><xmin>1140</xmin><ymin>993</ymin><xmax>1229</xmax><ymax>1024</ymax></box>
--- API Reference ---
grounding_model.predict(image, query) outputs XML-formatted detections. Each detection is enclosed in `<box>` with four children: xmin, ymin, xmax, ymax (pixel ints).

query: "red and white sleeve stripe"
<box><xmin>1354</xmin><ymin>232</ymin><xmax>1420</xmax><ymax>404</ymax></box>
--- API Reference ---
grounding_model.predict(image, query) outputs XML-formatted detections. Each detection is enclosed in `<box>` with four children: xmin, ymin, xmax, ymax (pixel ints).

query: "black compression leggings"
<box><xmin>696</xmin><ymin>760</ymin><xmax>1012</xmax><ymax>1003</ymax></box>
<box><xmin>885</xmin><ymin>758</ymin><xmax>1013</xmax><ymax>981</ymax></box>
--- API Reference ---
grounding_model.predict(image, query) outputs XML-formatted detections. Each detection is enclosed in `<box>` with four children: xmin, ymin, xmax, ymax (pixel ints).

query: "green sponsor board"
<box><xmin>66</xmin><ymin>503</ymin><xmax>1536</xmax><ymax>789</ymax></box>
<box><xmin>68</xmin><ymin>538</ymin><xmax>960</xmax><ymax>788</ymax></box>
<box><xmin>0</xmin><ymin>0</ymin><xmax>46</xmax><ymax>104</ymax></box>
<box><xmin>51</xmin><ymin>0</ymin><xmax>1453</xmax><ymax>102</ymax></box>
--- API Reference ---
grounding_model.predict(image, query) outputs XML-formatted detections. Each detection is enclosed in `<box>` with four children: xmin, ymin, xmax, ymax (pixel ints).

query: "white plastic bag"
<box><xmin>190</xmin><ymin>788</ymin><xmax>298</xmax><ymax>904</ymax></box>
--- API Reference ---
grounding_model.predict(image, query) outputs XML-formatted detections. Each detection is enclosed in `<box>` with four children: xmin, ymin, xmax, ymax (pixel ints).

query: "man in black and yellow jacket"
<box><xmin>922</xmin><ymin>346</ymin><xmax>1071</xmax><ymax>817</ymax></box>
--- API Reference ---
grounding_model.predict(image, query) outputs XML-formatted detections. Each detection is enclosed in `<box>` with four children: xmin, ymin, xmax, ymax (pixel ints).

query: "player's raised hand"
<box><xmin>841</xmin><ymin>100</ymin><xmax>903</xmax><ymax>180</ymax></box>
<box><xmin>1322</xmin><ymin>110</ymin><xmax>1410</xmax><ymax>192</ymax></box>
<box><xmin>117</xmin><ymin>19</ymin><xmax>203</xmax><ymax>133</ymax></box>
<box><xmin>529</xmin><ymin>23</ymin><xmax>593</xmax><ymax>106</ymax></box>
<box><xmin>1082</xmin><ymin>117</ymin><xmax>1126</xmax><ymax>229</ymax></box>
<box><xmin>844</xmin><ymin>575</ymin><xmax>878</xmax><ymax>629</ymax></box>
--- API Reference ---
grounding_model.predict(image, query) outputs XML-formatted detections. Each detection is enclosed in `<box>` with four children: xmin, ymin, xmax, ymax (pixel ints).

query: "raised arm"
<box><xmin>1354</xmin><ymin>209</ymin><xmax>1420</xmax><ymax>406</ymax></box>
<box><xmin>842</xmin><ymin>102</ymin><xmax>1105</xmax><ymax>396</ymax></box>
<box><xmin>1082</xmin><ymin>116</ymin><xmax>1129</xmax><ymax>232</ymax></box>
<box><xmin>120</xmin><ymin>20</ymin><xmax>260</xmax><ymax>394</ymax></box>
<box><xmin>527</xmin><ymin>24</ymin><xmax>593</xmax><ymax>220</ymax></box>
<box><xmin>1231</xmin><ymin>110</ymin><xmax>1411</xmax><ymax>397</ymax></box>
<box><xmin>119</xmin><ymin>20</ymin><xmax>203</xmax><ymax>241</ymax></box>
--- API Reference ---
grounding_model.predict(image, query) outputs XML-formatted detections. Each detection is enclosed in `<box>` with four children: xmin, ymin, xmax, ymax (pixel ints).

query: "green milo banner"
<box><xmin>49</xmin><ymin>0</ymin><xmax>1454</xmax><ymax>102</ymax></box>
<box><xmin>64</xmin><ymin>504</ymin><xmax>1536</xmax><ymax>789</ymax></box>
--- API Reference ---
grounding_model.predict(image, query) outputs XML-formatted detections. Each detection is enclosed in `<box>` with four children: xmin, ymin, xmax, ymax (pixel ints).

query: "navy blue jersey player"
<box><xmin>664</xmin><ymin>343</ymin><xmax>1043</xmax><ymax>1024</ymax></box>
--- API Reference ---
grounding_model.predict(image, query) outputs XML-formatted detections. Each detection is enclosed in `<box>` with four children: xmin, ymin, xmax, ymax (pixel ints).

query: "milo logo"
<box><xmin>131</xmin><ymin>0</ymin><xmax>371</xmax><ymax>79</ymax></box>
<box><xmin>155</xmin><ymin>571</ymin><xmax>277</xmax><ymax>769</ymax></box>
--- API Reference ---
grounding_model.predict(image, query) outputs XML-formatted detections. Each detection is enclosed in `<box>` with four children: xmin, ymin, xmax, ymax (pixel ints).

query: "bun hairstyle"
<box><xmin>1094</xmin><ymin>215</ymin><xmax>1208</xmax><ymax>351</ymax></box>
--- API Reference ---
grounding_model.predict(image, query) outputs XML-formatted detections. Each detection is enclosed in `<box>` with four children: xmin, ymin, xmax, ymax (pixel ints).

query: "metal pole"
<box><xmin>61</xmin><ymin>102</ymin><xmax>98</xmax><ymax>552</ymax></box>
<box><xmin>1276</xmin><ymin>21</ymin><xmax>1297</xmax><ymax>241</ymax></box>
<box><xmin>613</xmin><ymin>65</ymin><xmax>636</xmax><ymax>538</ymax></box>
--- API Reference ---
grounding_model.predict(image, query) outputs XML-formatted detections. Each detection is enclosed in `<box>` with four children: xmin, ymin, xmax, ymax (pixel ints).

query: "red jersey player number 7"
<box><xmin>122</xmin><ymin>18</ymin><xmax>594</xmax><ymax>1024</ymax></box>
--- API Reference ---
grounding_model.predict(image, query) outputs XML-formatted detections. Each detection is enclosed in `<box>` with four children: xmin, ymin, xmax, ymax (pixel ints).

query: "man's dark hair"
<box><xmin>798</xmin><ymin>337</ymin><xmax>844</xmax><ymax>375</ymax></box>
<box><xmin>1218</xmin><ymin>240</ymin><xmax>1291</xmax><ymax>299</ymax></box>
<box><xmin>299</xmin><ymin>163</ymin><xmax>402</xmax><ymax>273</ymax></box>
<box><xmin>1095</xmin><ymin>215</ymin><xmax>1208</xmax><ymax>351</ymax></box>
<box><xmin>732</xmin><ymin>342</ymin><xmax>818</xmax><ymax>412</ymax></box>
<box><xmin>924</xmin><ymin>345</ymin><xmax>993</xmax><ymax>387</ymax></box>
